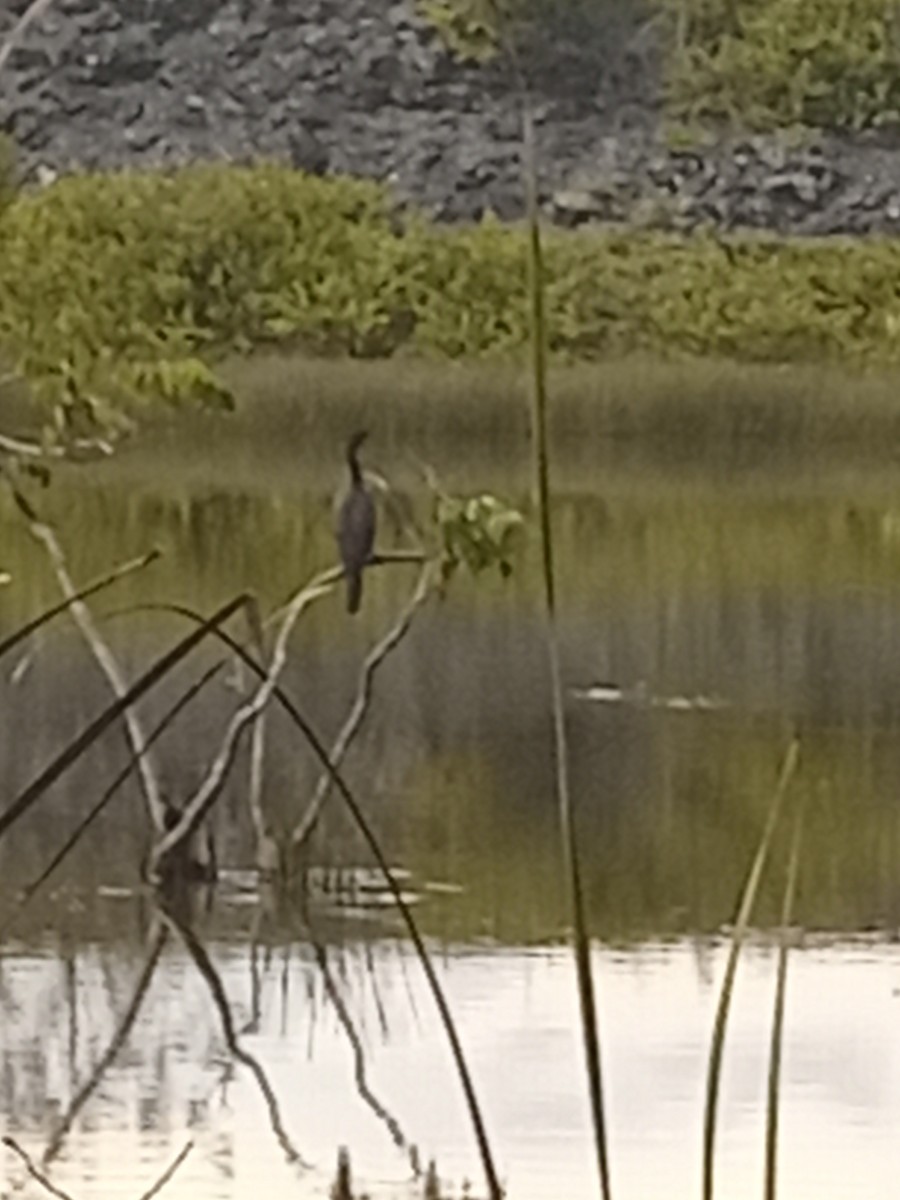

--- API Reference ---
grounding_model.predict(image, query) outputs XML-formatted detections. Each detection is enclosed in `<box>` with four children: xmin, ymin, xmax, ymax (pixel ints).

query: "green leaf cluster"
<box><xmin>659</xmin><ymin>0</ymin><xmax>900</xmax><ymax>130</ymax></box>
<box><xmin>417</xmin><ymin>0</ymin><xmax>505</xmax><ymax>60</ymax></box>
<box><xmin>436</xmin><ymin>491</ymin><xmax>525</xmax><ymax>580</ymax></box>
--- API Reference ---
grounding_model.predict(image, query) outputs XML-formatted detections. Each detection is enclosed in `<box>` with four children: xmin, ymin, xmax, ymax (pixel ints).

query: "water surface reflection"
<box><xmin>2</xmin><ymin>921</ymin><xmax>899</xmax><ymax>1200</ymax></box>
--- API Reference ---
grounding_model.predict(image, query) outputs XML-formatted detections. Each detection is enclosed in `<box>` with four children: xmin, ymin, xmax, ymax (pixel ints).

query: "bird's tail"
<box><xmin>346</xmin><ymin>571</ymin><xmax>363</xmax><ymax>614</ymax></box>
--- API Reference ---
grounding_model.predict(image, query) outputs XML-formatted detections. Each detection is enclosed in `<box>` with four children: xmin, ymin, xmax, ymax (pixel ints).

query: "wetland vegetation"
<box><xmin>5</xmin><ymin>3</ymin><xmax>900</xmax><ymax>1198</ymax></box>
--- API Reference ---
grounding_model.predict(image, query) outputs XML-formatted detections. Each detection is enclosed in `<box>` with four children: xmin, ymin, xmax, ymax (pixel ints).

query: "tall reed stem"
<box><xmin>522</xmin><ymin>102</ymin><xmax>612</xmax><ymax>1200</ymax></box>
<box><xmin>703</xmin><ymin>737</ymin><xmax>800</xmax><ymax>1200</ymax></box>
<box><xmin>765</xmin><ymin>805</ymin><xmax>804</xmax><ymax>1200</ymax></box>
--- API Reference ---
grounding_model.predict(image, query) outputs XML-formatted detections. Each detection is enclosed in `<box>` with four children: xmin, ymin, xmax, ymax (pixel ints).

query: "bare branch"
<box><xmin>0</xmin><ymin>431</ymin><xmax>57</xmax><ymax>459</ymax></box>
<box><xmin>263</xmin><ymin>551</ymin><xmax>425</xmax><ymax>628</ymax></box>
<box><xmin>3</xmin><ymin>1136</ymin><xmax>75</xmax><ymax>1200</ymax></box>
<box><xmin>0</xmin><ymin>429</ymin><xmax>115</xmax><ymax>460</ymax></box>
<box><xmin>0</xmin><ymin>593</ymin><xmax>250</xmax><ymax>845</ymax></box>
<box><xmin>0</xmin><ymin>663</ymin><xmax>221</xmax><ymax>941</ymax></box>
<box><xmin>10</xmin><ymin>490</ymin><xmax>167</xmax><ymax>831</ymax></box>
<box><xmin>137</xmin><ymin>606</ymin><xmax>501</xmax><ymax>1196</ymax></box>
<box><xmin>147</xmin><ymin>567</ymin><xmax>339</xmax><ymax>881</ymax></box>
<box><xmin>0</xmin><ymin>549</ymin><xmax>161</xmax><ymax>663</ymax></box>
<box><xmin>291</xmin><ymin>561</ymin><xmax>438</xmax><ymax>852</ymax></box>
<box><xmin>245</xmin><ymin>602</ymin><xmax>270</xmax><ymax>853</ymax></box>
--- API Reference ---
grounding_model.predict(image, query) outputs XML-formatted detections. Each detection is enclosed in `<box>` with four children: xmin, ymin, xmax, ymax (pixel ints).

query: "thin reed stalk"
<box><xmin>521</xmin><ymin>75</ymin><xmax>612</xmax><ymax>1200</ymax></box>
<box><xmin>10</xmin><ymin>488</ymin><xmax>166</xmax><ymax>830</ymax></box>
<box><xmin>765</xmin><ymin>805</ymin><xmax>804</xmax><ymax>1200</ymax></box>
<box><xmin>0</xmin><ymin>662</ymin><xmax>221</xmax><ymax>939</ymax></box>
<box><xmin>0</xmin><ymin>593</ymin><xmax>251</xmax><ymax>842</ymax></box>
<box><xmin>141</xmin><ymin>601</ymin><xmax>503</xmax><ymax>1200</ymax></box>
<box><xmin>0</xmin><ymin>549</ymin><xmax>160</xmax><ymax>662</ymax></box>
<box><xmin>703</xmin><ymin>737</ymin><xmax>800</xmax><ymax>1200</ymax></box>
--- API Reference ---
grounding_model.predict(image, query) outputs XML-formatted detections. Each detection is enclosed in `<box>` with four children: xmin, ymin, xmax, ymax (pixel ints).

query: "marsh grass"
<box><xmin>219</xmin><ymin>353</ymin><xmax>900</xmax><ymax>459</ymax></box>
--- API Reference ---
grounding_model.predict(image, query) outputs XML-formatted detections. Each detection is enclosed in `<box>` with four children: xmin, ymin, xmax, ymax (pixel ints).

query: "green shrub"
<box><xmin>0</xmin><ymin>164</ymin><xmax>407</xmax><ymax>426</ymax></box>
<box><xmin>6</xmin><ymin>161</ymin><xmax>900</xmax><ymax>423</ymax></box>
<box><xmin>0</xmin><ymin>133</ymin><xmax>17</xmax><ymax>215</ymax></box>
<box><xmin>659</xmin><ymin>0</ymin><xmax>900</xmax><ymax>130</ymax></box>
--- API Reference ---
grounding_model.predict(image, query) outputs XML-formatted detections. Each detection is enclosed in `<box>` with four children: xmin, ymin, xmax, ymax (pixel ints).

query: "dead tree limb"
<box><xmin>0</xmin><ymin>549</ymin><xmax>160</xmax><ymax>664</ymax></box>
<box><xmin>290</xmin><ymin>560</ymin><xmax>438</xmax><ymax>854</ymax></box>
<box><xmin>147</xmin><ymin>566</ymin><xmax>339</xmax><ymax>882</ymax></box>
<box><xmin>9</xmin><ymin>488</ymin><xmax>166</xmax><ymax>831</ymax></box>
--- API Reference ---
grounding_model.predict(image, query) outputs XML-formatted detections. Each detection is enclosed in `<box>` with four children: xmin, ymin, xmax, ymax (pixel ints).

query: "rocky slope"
<box><xmin>4</xmin><ymin>0</ymin><xmax>900</xmax><ymax>236</ymax></box>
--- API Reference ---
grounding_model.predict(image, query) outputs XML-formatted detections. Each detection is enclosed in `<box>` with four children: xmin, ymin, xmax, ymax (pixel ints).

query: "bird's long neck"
<box><xmin>347</xmin><ymin>446</ymin><xmax>363</xmax><ymax>485</ymax></box>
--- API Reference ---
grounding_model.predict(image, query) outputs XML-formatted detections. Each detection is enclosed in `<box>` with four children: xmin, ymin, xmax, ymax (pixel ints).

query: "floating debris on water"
<box><xmin>571</xmin><ymin>680</ymin><xmax>730</xmax><ymax>712</ymax></box>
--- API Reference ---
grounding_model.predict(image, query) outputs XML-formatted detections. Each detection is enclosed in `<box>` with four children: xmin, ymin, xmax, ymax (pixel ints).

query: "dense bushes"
<box><xmin>3</xmin><ymin>163</ymin><xmax>900</xmax><ymax>416</ymax></box>
<box><xmin>658</xmin><ymin>0</ymin><xmax>900</xmax><ymax>131</ymax></box>
<box><xmin>0</xmin><ymin>164</ymin><xmax>403</xmax><ymax>419</ymax></box>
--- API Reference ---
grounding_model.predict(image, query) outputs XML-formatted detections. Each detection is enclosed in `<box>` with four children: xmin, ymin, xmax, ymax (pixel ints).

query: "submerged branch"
<box><xmin>7</xmin><ymin>1128</ymin><xmax>192</xmax><ymax>1200</ymax></box>
<box><xmin>161</xmin><ymin>902</ymin><xmax>310</xmax><ymax>1169</ymax></box>
<box><xmin>291</xmin><ymin>560</ymin><xmax>438</xmax><ymax>853</ymax></box>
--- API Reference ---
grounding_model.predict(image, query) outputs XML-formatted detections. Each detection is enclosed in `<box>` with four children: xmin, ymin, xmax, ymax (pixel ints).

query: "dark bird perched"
<box><xmin>336</xmin><ymin>430</ymin><xmax>376</xmax><ymax>614</ymax></box>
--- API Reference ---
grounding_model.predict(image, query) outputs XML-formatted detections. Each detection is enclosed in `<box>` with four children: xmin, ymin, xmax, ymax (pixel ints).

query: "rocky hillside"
<box><xmin>4</xmin><ymin>0</ymin><xmax>900</xmax><ymax>236</ymax></box>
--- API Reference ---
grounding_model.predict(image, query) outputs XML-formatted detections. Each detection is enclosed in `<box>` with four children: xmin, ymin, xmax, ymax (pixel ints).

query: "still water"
<box><xmin>3</xmin><ymin>399</ymin><xmax>900</xmax><ymax>1196</ymax></box>
<box><xmin>3</xmin><ymin>930</ymin><xmax>900</xmax><ymax>1200</ymax></box>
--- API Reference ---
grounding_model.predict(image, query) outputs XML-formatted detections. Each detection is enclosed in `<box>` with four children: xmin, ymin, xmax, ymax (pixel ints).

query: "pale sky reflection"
<box><xmin>1</xmin><ymin>938</ymin><xmax>898</xmax><ymax>1199</ymax></box>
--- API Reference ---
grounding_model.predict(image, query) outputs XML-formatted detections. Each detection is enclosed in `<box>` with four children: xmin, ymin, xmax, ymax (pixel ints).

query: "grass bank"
<box><xmin>3</xmin><ymin>163</ymin><xmax>900</xmax><ymax>416</ymax></box>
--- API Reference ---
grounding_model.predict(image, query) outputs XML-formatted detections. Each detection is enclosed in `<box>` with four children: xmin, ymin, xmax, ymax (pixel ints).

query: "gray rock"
<box><xmin>288</xmin><ymin>126</ymin><xmax>329</xmax><ymax>175</ymax></box>
<box><xmin>2</xmin><ymin>0</ymin><xmax>900</xmax><ymax>236</ymax></box>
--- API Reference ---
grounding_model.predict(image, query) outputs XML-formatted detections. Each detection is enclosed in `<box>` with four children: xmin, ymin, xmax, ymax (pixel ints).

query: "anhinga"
<box><xmin>336</xmin><ymin>430</ymin><xmax>376</xmax><ymax>614</ymax></box>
